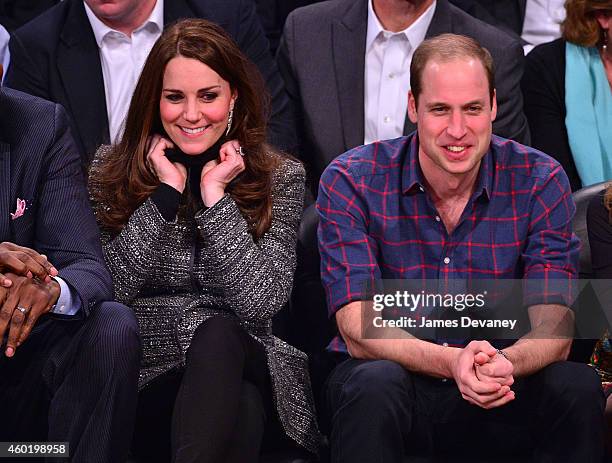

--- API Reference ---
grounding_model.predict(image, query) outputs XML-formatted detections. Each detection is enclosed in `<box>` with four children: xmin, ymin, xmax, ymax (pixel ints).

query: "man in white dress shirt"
<box><xmin>84</xmin><ymin>0</ymin><xmax>162</xmax><ymax>143</ymax></box>
<box><xmin>277</xmin><ymin>0</ymin><xmax>528</xmax><ymax>198</ymax></box>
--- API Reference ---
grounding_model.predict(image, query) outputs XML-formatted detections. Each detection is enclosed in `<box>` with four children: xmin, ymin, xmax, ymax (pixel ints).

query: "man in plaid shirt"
<box><xmin>317</xmin><ymin>34</ymin><xmax>605</xmax><ymax>462</ymax></box>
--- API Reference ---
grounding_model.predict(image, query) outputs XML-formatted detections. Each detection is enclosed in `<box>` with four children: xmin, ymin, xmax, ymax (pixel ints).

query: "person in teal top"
<box><xmin>522</xmin><ymin>0</ymin><xmax>612</xmax><ymax>191</ymax></box>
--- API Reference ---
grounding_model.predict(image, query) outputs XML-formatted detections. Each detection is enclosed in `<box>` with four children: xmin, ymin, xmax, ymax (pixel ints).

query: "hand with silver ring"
<box><xmin>0</xmin><ymin>273</ymin><xmax>60</xmax><ymax>357</ymax></box>
<box><xmin>16</xmin><ymin>305</ymin><xmax>28</xmax><ymax>315</ymax></box>
<box><xmin>201</xmin><ymin>139</ymin><xmax>246</xmax><ymax>207</ymax></box>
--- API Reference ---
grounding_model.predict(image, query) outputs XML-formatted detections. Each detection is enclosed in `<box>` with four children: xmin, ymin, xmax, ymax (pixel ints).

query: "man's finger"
<box><xmin>467</xmin><ymin>340</ymin><xmax>497</xmax><ymax>357</ymax></box>
<box><xmin>475</xmin><ymin>367</ymin><xmax>513</xmax><ymax>386</ymax></box>
<box><xmin>477</xmin><ymin>390</ymin><xmax>516</xmax><ymax>410</ymax></box>
<box><xmin>477</xmin><ymin>365</ymin><xmax>514</xmax><ymax>385</ymax></box>
<box><xmin>474</xmin><ymin>352</ymin><xmax>490</xmax><ymax>365</ymax></box>
<box><xmin>461</xmin><ymin>383</ymin><xmax>511</xmax><ymax>406</ymax></box>
<box><xmin>0</xmin><ymin>272</ymin><xmax>11</xmax><ymax>288</ymax></box>
<box><xmin>17</xmin><ymin>298</ymin><xmax>48</xmax><ymax>346</ymax></box>
<box><xmin>0</xmin><ymin>254</ymin><xmax>27</xmax><ymax>275</ymax></box>
<box><xmin>15</xmin><ymin>252</ymin><xmax>47</xmax><ymax>279</ymax></box>
<box><xmin>0</xmin><ymin>288</ymin><xmax>19</xmax><ymax>341</ymax></box>
<box><xmin>1</xmin><ymin>243</ymin><xmax>56</xmax><ymax>276</ymax></box>
<box><xmin>462</xmin><ymin>373</ymin><xmax>503</xmax><ymax>394</ymax></box>
<box><xmin>17</xmin><ymin>249</ymin><xmax>57</xmax><ymax>280</ymax></box>
<box><xmin>5</xmin><ymin>303</ymin><xmax>28</xmax><ymax>357</ymax></box>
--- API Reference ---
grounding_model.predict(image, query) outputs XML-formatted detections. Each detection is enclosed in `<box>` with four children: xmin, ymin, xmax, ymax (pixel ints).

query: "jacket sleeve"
<box><xmin>37</xmin><ymin>104</ymin><xmax>112</xmax><ymax>316</ymax></box>
<box><xmin>96</xmin><ymin>198</ymin><xmax>173</xmax><ymax>305</ymax></box>
<box><xmin>88</xmin><ymin>147</ymin><xmax>176</xmax><ymax>305</ymax></box>
<box><xmin>194</xmin><ymin>158</ymin><xmax>305</xmax><ymax>323</ymax></box>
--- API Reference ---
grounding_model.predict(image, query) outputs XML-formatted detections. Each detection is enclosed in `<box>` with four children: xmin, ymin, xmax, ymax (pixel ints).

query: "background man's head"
<box><xmin>407</xmin><ymin>34</ymin><xmax>497</xmax><ymax>180</ymax></box>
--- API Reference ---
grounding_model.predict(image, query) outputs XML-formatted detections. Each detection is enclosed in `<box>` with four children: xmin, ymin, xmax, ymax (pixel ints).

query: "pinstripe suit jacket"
<box><xmin>0</xmin><ymin>88</ymin><xmax>112</xmax><ymax>319</ymax></box>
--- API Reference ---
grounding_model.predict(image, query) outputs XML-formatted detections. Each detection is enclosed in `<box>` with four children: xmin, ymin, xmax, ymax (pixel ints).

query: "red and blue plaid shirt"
<box><xmin>317</xmin><ymin>133</ymin><xmax>579</xmax><ymax>352</ymax></box>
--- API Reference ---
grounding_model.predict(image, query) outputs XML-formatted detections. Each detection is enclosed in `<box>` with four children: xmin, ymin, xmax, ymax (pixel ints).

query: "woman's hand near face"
<box><xmin>200</xmin><ymin>140</ymin><xmax>245</xmax><ymax>207</ymax></box>
<box><xmin>147</xmin><ymin>134</ymin><xmax>188</xmax><ymax>193</ymax></box>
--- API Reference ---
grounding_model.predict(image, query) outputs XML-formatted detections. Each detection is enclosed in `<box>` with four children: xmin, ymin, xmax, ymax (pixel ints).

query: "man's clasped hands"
<box><xmin>0</xmin><ymin>242</ymin><xmax>60</xmax><ymax>357</ymax></box>
<box><xmin>452</xmin><ymin>340</ymin><xmax>515</xmax><ymax>409</ymax></box>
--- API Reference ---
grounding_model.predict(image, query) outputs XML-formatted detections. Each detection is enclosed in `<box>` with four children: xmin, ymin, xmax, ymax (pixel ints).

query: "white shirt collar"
<box><xmin>84</xmin><ymin>0</ymin><xmax>164</xmax><ymax>46</ymax></box>
<box><xmin>366</xmin><ymin>0</ymin><xmax>437</xmax><ymax>51</ymax></box>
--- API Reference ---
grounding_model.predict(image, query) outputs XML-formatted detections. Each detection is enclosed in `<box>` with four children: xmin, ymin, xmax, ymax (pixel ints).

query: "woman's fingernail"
<box><xmin>6</xmin><ymin>347</ymin><xmax>14</xmax><ymax>357</ymax></box>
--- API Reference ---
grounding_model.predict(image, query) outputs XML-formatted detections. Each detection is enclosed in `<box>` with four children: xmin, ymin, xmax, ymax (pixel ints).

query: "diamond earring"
<box><xmin>225</xmin><ymin>109</ymin><xmax>234</xmax><ymax>136</ymax></box>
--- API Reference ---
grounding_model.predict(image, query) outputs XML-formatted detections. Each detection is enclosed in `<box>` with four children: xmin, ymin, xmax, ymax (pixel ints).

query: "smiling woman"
<box><xmin>88</xmin><ymin>18</ymin><xmax>320</xmax><ymax>463</ymax></box>
<box><xmin>159</xmin><ymin>56</ymin><xmax>235</xmax><ymax>155</ymax></box>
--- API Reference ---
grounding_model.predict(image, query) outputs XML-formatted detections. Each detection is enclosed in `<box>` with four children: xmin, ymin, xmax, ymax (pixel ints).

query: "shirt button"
<box><xmin>388</xmin><ymin>73</ymin><xmax>395</xmax><ymax>79</ymax></box>
<box><xmin>383</xmin><ymin>116</ymin><xmax>390</xmax><ymax>123</ymax></box>
<box><xmin>435</xmin><ymin>215</ymin><xmax>441</xmax><ymax>222</ymax></box>
<box><xmin>443</xmin><ymin>257</ymin><xmax>450</xmax><ymax>264</ymax></box>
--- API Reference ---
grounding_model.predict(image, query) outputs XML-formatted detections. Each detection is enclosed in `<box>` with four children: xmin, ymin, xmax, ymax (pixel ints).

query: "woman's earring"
<box><xmin>225</xmin><ymin>108</ymin><xmax>234</xmax><ymax>136</ymax></box>
<box><xmin>603</xmin><ymin>30</ymin><xmax>608</xmax><ymax>54</ymax></box>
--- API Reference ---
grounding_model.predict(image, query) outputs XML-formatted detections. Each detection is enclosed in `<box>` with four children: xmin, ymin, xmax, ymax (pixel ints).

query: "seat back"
<box><xmin>572</xmin><ymin>181</ymin><xmax>608</xmax><ymax>278</ymax></box>
<box><xmin>568</xmin><ymin>181</ymin><xmax>608</xmax><ymax>362</ymax></box>
<box><xmin>289</xmin><ymin>204</ymin><xmax>334</xmax><ymax>355</ymax></box>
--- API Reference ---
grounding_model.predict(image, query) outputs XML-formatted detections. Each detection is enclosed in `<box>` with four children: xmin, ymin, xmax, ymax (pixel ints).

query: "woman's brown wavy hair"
<box><xmin>91</xmin><ymin>18</ymin><xmax>278</xmax><ymax>239</ymax></box>
<box><xmin>562</xmin><ymin>0</ymin><xmax>612</xmax><ymax>47</ymax></box>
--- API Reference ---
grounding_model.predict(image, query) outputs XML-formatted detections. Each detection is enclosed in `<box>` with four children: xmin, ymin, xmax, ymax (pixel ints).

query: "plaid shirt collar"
<box><xmin>401</xmin><ymin>132</ymin><xmax>493</xmax><ymax>202</ymax></box>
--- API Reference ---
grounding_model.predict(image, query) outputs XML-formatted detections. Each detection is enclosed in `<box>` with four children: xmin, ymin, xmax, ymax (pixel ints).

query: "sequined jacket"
<box><xmin>89</xmin><ymin>147</ymin><xmax>321</xmax><ymax>454</ymax></box>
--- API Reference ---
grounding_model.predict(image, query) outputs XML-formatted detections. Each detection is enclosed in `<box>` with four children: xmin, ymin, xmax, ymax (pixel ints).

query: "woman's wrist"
<box><xmin>161</xmin><ymin>178</ymin><xmax>186</xmax><ymax>194</ymax></box>
<box><xmin>201</xmin><ymin>183</ymin><xmax>226</xmax><ymax>207</ymax></box>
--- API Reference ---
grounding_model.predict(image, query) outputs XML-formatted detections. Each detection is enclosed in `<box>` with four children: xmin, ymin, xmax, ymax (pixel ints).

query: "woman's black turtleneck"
<box><xmin>150</xmin><ymin>140</ymin><xmax>223</xmax><ymax>221</ymax></box>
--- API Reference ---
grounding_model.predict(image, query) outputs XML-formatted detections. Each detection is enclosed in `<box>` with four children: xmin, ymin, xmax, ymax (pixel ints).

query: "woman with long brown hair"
<box><xmin>522</xmin><ymin>0</ymin><xmax>612</xmax><ymax>191</ymax></box>
<box><xmin>88</xmin><ymin>18</ymin><xmax>320</xmax><ymax>462</ymax></box>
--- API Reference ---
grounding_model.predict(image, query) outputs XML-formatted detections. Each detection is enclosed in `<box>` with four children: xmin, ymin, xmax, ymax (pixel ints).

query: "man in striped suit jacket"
<box><xmin>0</xmin><ymin>86</ymin><xmax>141</xmax><ymax>463</ymax></box>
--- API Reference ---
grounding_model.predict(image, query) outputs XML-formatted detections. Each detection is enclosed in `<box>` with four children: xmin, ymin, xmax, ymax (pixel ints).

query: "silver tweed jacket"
<box><xmin>89</xmin><ymin>147</ymin><xmax>321</xmax><ymax>454</ymax></box>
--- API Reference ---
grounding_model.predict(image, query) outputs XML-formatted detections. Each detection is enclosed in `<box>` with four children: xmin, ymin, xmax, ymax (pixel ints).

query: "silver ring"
<box><xmin>16</xmin><ymin>306</ymin><xmax>28</xmax><ymax>315</ymax></box>
<box><xmin>236</xmin><ymin>146</ymin><xmax>245</xmax><ymax>157</ymax></box>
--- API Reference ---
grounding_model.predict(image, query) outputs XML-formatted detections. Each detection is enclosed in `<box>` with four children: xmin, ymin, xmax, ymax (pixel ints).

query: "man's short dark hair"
<box><xmin>410</xmin><ymin>33</ymin><xmax>495</xmax><ymax>107</ymax></box>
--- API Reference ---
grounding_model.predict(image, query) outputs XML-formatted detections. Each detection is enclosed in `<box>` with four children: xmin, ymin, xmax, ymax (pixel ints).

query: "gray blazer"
<box><xmin>89</xmin><ymin>149</ymin><xmax>321</xmax><ymax>454</ymax></box>
<box><xmin>277</xmin><ymin>0</ymin><xmax>529</xmax><ymax>195</ymax></box>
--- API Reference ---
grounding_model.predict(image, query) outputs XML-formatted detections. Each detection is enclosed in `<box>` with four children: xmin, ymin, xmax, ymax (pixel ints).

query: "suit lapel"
<box><xmin>332</xmin><ymin>0</ymin><xmax>368</xmax><ymax>152</ymax></box>
<box><xmin>57</xmin><ymin>0</ymin><xmax>109</xmax><ymax>155</ymax></box>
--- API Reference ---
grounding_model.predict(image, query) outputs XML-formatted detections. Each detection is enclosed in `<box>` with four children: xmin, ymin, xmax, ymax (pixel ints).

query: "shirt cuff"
<box><xmin>150</xmin><ymin>183</ymin><xmax>182</xmax><ymax>221</ymax></box>
<box><xmin>50</xmin><ymin>276</ymin><xmax>81</xmax><ymax>316</ymax></box>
